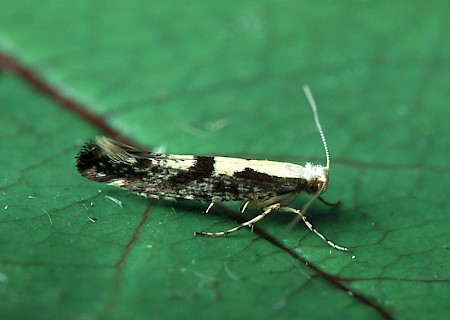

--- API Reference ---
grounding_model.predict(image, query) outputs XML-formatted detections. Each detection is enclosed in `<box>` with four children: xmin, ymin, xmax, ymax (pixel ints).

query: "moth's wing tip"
<box><xmin>75</xmin><ymin>138</ymin><xmax>106</xmax><ymax>175</ymax></box>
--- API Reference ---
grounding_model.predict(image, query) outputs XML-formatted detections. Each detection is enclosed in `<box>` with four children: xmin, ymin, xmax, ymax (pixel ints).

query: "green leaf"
<box><xmin>1</xmin><ymin>1</ymin><xmax>448</xmax><ymax>319</ymax></box>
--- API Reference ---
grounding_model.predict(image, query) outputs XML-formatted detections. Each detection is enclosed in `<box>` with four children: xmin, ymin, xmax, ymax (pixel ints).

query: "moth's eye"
<box><xmin>307</xmin><ymin>183</ymin><xmax>317</xmax><ymax>193</ymax></box>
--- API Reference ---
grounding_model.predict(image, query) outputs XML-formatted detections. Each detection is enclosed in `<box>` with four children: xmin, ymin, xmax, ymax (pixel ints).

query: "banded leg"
<box><xmin>195</xmin><ymin>203</ymin><xmax>280</xmax><ymax>237</ymax></box>
<box><xmin>279</xmin><ymin>206</ymin><xmax>348</xmax><ymax>252</ymax></box>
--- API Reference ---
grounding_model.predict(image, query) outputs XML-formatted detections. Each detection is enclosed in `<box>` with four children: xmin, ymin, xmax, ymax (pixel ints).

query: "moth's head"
<box><xmin>303</xmin><ymin>163</ymin><xmax>329</xmax><ymax>195</ymax></box>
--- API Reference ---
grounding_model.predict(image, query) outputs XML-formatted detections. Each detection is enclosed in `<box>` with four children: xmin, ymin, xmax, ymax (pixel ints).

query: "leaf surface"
<box><xmin>0</xmin><ymin>1</ymin><xmax>449</xmax><ymax>319</ymax></box>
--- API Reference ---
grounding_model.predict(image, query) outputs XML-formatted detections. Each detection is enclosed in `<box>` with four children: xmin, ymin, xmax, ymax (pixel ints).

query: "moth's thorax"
<box><xmin>302</xmin><ymin>162</ymin><xmax>329</xmax><ymax>194</ymax></box>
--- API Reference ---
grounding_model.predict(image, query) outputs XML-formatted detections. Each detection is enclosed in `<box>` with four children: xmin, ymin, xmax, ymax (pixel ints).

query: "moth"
<box><xmin>76</xmin><ymin>85</ymin><xmax>348</xmax><ymax>252</ymax></box>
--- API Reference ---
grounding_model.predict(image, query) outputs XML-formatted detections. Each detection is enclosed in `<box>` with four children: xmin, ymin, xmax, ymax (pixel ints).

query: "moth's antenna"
<box><xmin>302</xmin><ymin>85</ymin><xmax>330</xmax><ymax>170</ymax></box>
<box><xmin>286</xmin><ymin>85</ymin><xmax>331</xmax><ymax>231</ymax></box>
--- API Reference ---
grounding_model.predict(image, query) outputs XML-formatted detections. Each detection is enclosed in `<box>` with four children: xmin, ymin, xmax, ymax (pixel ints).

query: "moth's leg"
<box><xmin>240</xmin><ymin>200</ymin><xmax>250</xmax><ymax>213</ymax></box>
<box><xmin>239</xmin><ymin>192</ymin><xmax>298</xmax><ymax>214</ymax></box>
<box><xmin>318</xmin><ymin>196</ymin><xmax>341</xmax><ymax>207</ymax></box>
<box><xmin>205</xmin><ymin>202</ymin><xmax>215</xmax><ymax>213</ymax></box>
<box><xmin>195</xmin><ymin>203</ymin><xmax>280</xmax><ymax>237</ymax></box>
<box><xmin>278</xmin><ymin>206</ymin><xmax>348</xmax><ymax>252</ymax></box>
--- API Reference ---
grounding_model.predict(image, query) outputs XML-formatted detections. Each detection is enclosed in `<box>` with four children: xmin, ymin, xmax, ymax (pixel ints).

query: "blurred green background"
<box><xmin>0</xmin><ymin>1</ymin><xmax>449</xmax><ymax>319</ymax></box>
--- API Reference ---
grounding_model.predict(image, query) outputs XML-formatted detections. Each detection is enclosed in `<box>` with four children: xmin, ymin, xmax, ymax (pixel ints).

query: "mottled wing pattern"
<box><xmin>76</xmin><ymin>137</ymin><xmax>307</xmax><ymax>203</ymax></box>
